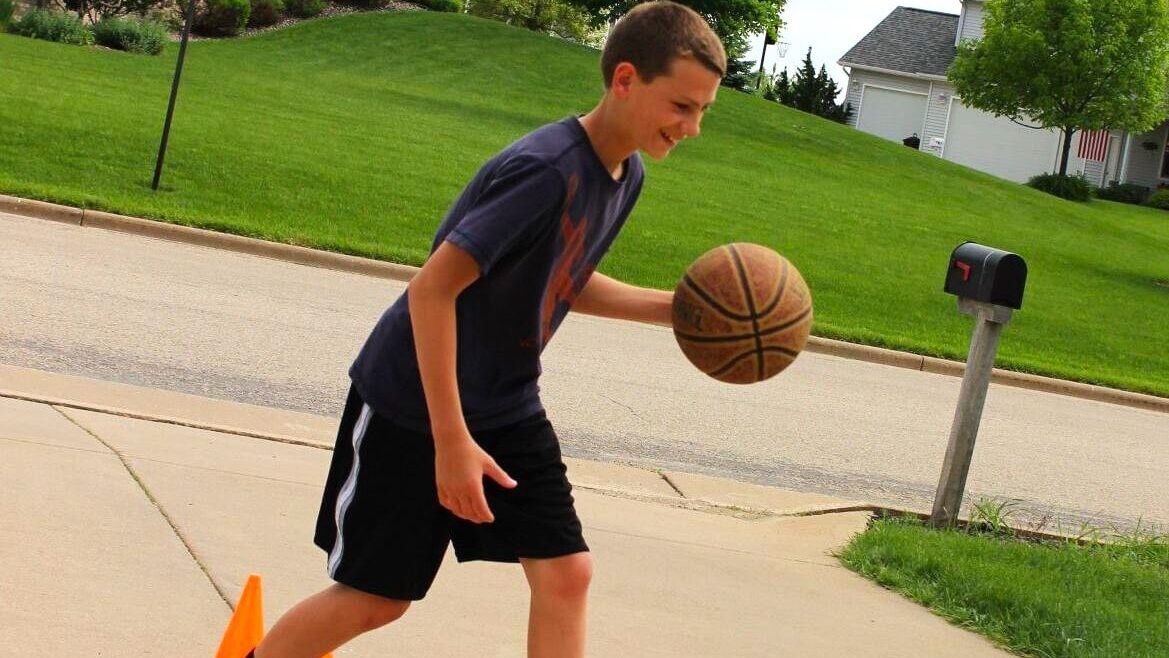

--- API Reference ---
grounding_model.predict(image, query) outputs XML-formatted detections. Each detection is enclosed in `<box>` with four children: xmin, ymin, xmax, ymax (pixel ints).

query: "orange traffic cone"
<box><xmin>216</xmin><ymin>574</ymin><xmax>264</xmax><ymax>658</ymax></box>
<box><xmin>214</xmin><ymin>574</ymin><xmax>333</xmax><ymax>658</ymax></box>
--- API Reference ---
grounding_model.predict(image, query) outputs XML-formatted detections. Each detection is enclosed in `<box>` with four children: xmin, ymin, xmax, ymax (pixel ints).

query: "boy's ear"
<box><xmin>610</xmin><ymin>61</ymin><xmax>639</xmax><ymax>100</ymax></box>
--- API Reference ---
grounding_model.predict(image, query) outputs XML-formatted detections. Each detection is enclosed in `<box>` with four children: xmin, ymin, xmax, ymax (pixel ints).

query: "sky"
<box><xmin>744</xmin><ymin>0</ymin><xmax>960</xmax><ymax>90</ymax></box>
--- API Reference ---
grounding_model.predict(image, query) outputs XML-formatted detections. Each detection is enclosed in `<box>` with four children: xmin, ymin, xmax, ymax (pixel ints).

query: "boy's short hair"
<box><xmin>601</xmin><ymin>1</ymin><xmax>727</xmax><ymax>88</ymax></box>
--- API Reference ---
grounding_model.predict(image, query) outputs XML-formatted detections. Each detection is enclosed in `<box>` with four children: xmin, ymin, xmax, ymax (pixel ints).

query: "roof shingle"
<box><xmin>838</xmin><ymin>7</ymin><xmax>959</xmax><ymax>77</ymax></box>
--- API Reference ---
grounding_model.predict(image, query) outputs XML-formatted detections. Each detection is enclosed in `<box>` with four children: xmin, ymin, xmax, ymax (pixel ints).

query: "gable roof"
<box><xmin>838</xmin><ymin>6</ymin><xmax>959</xmax><ymax>77</ymax></box>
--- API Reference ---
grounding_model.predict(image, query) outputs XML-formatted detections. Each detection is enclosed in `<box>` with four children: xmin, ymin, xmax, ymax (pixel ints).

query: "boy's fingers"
<box><xmin>484</xmin><ymin>460</ymin><xmax>517</xmax><ymax>489</ymax></box>
<box><xmin>440</xmin><ymin>490</ymin><xmax>469</xmax><ymax>520</ymax></box>
<box><xmin>459</xmin><ymin>501</ymin><xmax>478</xmax><ymax>522</ymax></box>
<box><xmin>472</xmin><ymin>495</ymin><xmax>494</xmax><ymax>524</ymax></box>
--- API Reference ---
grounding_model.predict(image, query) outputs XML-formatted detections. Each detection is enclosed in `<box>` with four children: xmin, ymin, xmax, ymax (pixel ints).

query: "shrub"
<box><xmin>469</xmin><ymin>0</ymin><xmax>596</xmax><ymax>41</ymax></box>
<box><xmin>1145</xmin><ymin>189</ymin><xmax>1169</xmax><ymax>210</ymax></box>
<box><xmin>418</xmin><ymin>0</ymin><xmax>461</xmax><ymax>11</ymax></box>
<box><xmin>11</xmin><ymin>9</ymin><xmax>91</xmax><ymax>44</ymax></box>
<box><xmin>1096</xmin><ymin>182</ymin><xmax>1150</xmax><ymax>205</ymax></box>
<box><xmin>1025</xmin><ymin>173</ymin><xmax>1091</xmax><ymax>202</ymax></box>
<box><xmin>62</xmin><ymin>0</ymin><xmax>168</xmax><ymax>23</ymax></box>
<box><xmin>284</xmin><ymin>0</ymin><xmax>323</xmax><ymax>16</ymax></box>
<box><xmin>343</xmin><ymin>0</ymin><xmax>384</xmax><ymax>8</ymax></box>
<box><xmin>247</xmin><ymin>0</ymin><xmax>283</xmax><ymax>27</ymax></box>
<box><xmin>194</xmin><ymin>0</ymin><xmax>251</xmax><ymax>35</ymax></box>
<box><xmin>0</xmin><ymin>0</ymin><xmax>15</xmax><ymax>29</ymax></box>
<box><xmin>284</xmin><ymin>0</ymin><xmax>322</xmax><ymax>16</ymax></box>
<box><xmin>93</xmin><ymin>16</ymin><xmax>167</xmax><ymax>54</ymax></box>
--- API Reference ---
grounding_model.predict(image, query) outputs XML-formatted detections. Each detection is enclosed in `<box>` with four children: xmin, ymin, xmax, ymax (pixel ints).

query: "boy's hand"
<box><xmin>435</xmin><ymin>434</ymin><xmax>517</xmax><ymax>524</ymax></box>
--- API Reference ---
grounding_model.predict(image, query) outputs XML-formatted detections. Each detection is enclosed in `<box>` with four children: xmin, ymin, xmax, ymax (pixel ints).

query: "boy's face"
<box><xmin>616</xmin><ymin>57</ymin><xmax>721</xmax><ymax>160</ymax></box>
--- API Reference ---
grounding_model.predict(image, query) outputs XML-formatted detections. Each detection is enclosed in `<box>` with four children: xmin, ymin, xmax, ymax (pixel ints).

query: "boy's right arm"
<box><xmin>409</xmin><ymin>241</ymin><xmax>517</xmax><ymax>525</ymax></box>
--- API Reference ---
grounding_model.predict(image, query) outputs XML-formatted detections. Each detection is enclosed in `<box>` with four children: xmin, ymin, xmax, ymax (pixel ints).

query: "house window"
<box><xmin>1161</xmin><ymin>133</ymin><xmax>1169</xmax><ymax>179</ymax></box>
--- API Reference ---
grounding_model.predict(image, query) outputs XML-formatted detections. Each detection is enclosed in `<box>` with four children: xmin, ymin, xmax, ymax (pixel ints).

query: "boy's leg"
<box><xmin>253</xmin><ymin>583</ymin><xmax>410</xmax><ymax>658</ymax></box>
<box><xmin>262</xmin><ymin>386</ymin><xmax>447</xmax><ymax>658</ymax></box>
<box><xmin>520</xmin><ymin>552</ymin><xmax>593</xmax><ymax>658</ymax></box>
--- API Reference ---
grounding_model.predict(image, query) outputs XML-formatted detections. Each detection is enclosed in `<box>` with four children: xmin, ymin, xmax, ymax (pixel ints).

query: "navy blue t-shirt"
<box><xmin>349</xmin><ymin>117</ymin><xmax>645</xmax><ymax>431</ymax></box>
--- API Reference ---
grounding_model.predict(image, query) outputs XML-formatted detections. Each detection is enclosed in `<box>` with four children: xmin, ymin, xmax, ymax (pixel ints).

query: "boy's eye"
<box><xmin>674</xmin><ymin>102</ymin><xmax>690</xmax><ymax>111</ymax></box>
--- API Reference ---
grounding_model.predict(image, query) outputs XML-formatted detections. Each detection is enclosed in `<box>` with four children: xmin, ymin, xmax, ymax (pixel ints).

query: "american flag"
<box><xmin>1077</xmin><ymin>129</ymin><xmax>1110</xmax><ymax>162</ymax></box>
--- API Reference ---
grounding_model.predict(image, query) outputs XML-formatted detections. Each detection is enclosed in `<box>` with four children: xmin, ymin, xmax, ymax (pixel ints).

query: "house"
<box><xmin>838</xmin><ymin>0</ymin><xmax>1169</xmax><ymax>188</ymax></box>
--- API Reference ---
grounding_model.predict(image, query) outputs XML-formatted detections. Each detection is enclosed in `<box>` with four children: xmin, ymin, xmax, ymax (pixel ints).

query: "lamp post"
<box><xmin>152</xmin><ymin>0</ymin><xmax>198</xmax><ymax>191</ymax></box>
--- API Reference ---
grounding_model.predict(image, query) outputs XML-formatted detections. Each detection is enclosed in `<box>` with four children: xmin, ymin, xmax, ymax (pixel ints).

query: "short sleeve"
<box><xmin>446</xmin><ymin>157</ymin><xmax>566</xmax><ymax>275</ymax></box>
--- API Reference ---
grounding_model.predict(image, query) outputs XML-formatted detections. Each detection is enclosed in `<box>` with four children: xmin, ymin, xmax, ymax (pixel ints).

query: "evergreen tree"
<box><xmin>770</xmin><ymin>47</ymin><xmax>851</xmax><ymax>123</ymax></box>
<box><xmin>721</xmin><ymin>32</ymin><xmax>756</xmax><ymax>91</ymax></box>
<box><xmin>764</xmin><ymin>68</ymin><xmax>790</xmax><ymax>102</ymax></box>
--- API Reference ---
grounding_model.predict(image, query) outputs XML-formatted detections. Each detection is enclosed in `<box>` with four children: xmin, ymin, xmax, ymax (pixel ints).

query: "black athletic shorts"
<box><xmin>314</xmin><ymin>386</ymin><xmax>588</xmax><ymax>601</ymax></box>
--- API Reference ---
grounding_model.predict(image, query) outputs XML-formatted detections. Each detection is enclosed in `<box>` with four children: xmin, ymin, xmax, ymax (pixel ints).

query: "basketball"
<box><xmin>672</xmin><ymin>243</ymin><xmax>813</xmax><ymax>384</ymax></box>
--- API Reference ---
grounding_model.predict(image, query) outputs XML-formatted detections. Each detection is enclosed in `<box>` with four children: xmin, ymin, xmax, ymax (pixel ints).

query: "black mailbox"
<box><xmin>944</xmin><ymin>242</ymin><xmax>1027</xmax><ymax>309</ymax></box>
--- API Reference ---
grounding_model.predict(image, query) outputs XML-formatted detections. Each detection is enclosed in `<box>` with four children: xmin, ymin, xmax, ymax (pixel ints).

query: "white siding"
<box><xmin>844</xmin><ymin>69</ymin><xmax>931</xmax><ymax>130</ymax></box>
<box><xmin>958</xmin><ymin>0</ymin><xmax>985</xmax><ymax>43</ymax></box>
<box><xmin>1123</xmin><ymin>123</ymin><xmax>1169</xmax><ymax>188</ymax></box>
<box><xmin>1082</xmin><ymin>158</ymin><xmax>1106</xmax><ymax>186</ymax></box>
<box><xmin>1062</xmin><ymin>133</ymin><xmax>1088</xmax><ymax>179</ymax></box>
<box><xmin>921</xmin><ymin>82</ymin><xmax>955</xmax><ymax>156</ymax></box>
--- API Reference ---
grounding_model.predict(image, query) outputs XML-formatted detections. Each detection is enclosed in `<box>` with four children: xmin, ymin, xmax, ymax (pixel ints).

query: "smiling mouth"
<box><xmin>660</xmin><ymin>130</ymin><xmax>678</xmax><ymax>147</ymax></box>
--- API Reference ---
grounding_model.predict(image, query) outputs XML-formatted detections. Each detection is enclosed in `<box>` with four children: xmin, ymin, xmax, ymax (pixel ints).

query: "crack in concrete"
<box><xmin>0</xmin><ymin>434</ymin><xmax>111</xmax><ymax>455</ymax></box>
<box><xmin>658</xmin><ymin>470</ymin><xmax>687</xmax><ymax>498</ymax></box>
<box><xmin>52</xmin><ymin>405</ymin><xmax>235</xmax><ymax>611</ymax></box>
<box><xmin>601</xmin><ymin>393</ymin><xmax>647</xmax><ymax>422</ymax></box>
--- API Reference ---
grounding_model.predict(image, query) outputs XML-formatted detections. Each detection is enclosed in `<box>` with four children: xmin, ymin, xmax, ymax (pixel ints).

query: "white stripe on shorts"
<box><xmin>328</xmin><ymin>402</ymin><xmax>373</xmax><ymax>577</ymax></box>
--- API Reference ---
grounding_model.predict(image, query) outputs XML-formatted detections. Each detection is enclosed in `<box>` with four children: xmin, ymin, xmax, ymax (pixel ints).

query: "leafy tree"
<box><xmin>769</xmin><ymin>47</ymin><xmax>851</xmax><ymax>123</ymax></box>
<box><xmin>467</xmin><ymin>0</ymin><xmax>605</xmax><ymax>46</ymax></box>
<box><xmin>573</xmin><ymin>0</ymin><xmax>784</xmax><ymax>56</ymax></box>
<box><xmin>949</xmin><ymin>0</ymin><xmax>1169</xmax><ymax>176</ymax></box>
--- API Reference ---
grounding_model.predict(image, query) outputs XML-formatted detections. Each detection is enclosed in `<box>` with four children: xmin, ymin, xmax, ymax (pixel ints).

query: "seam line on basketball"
<box><xmin>682</xmin><ymin>274</ymin><xmax>755</xmax><ymax>322</ymax></box>
<box><xmin>728</xmin><ymin>245</ymin><xmax>765</xmax><ymax>381</ymax></box>
<box><xmin>757</xmin><ymin>256</ymin><xmax>789</xmax><ymax>317</ymax></box>
<box><xmin>675</xmin><ymin>306</ymin><xmax>813</xmax><ymax>344</ymax></box>
<box><xmin>707</xmin><ymin>346</ymin><xmax>799</xmax><ymax>378</ymax></box>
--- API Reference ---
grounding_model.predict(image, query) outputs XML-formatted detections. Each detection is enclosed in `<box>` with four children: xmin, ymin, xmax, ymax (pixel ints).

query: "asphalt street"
<box><xmin>2</xmin><ymin>211</ymin><xmax>1165</xmax><ymax>530</ymax></box>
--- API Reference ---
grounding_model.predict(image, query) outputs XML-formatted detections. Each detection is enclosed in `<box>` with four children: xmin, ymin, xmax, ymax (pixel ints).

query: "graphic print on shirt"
<box><xmin>541</xmin><ymin>175</ymin><xmax>590</xmax><ymax>345</ymax></box>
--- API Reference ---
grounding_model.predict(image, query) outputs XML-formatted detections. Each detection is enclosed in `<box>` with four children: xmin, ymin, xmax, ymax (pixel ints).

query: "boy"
<box><xmin>253</xmin><ymin>3</ymin><xmax>725</xmax><ymax>656</ymax></box>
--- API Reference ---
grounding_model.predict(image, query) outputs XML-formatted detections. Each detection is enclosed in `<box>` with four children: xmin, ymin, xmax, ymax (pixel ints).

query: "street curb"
<box><xmin>0</xmin><ymin>389</ymin><xmax>334</xmax><ymax>451</ymax></box>
<box><xmin>804</xmin><ymin>338</ymin><xmax>1169</xmax><ymax>413</ymax></box>
<box><xmin>0</xmin><ymin>195</ymin><xmax>83</xmax><ymax>225</ymax></box>
<box><xmin>4</xmin><ymin>193</ymin><xmax>1167</xmax><ymax>415</ymax></box>
<box><xmin>0</xmin><ymin>194</ymin><xmax>417</xmax><ymax>282</ymax></box>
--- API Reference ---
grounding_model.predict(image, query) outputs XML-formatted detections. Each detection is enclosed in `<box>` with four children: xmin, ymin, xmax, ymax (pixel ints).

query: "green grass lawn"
<box><xmin>840</xmin><ymin>518</ymin><xmax>1169</xmax><ymax>657</ymax></box>
<box><xmin>2</xmin><ymin>12</ymin><xmax>1168</xmax><ymax>396</ymax></box>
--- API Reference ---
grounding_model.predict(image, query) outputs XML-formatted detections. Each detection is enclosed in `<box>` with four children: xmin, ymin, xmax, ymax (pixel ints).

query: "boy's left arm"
<box><xmin>572</xmin><ymin>271</ymin><xmax>673</xmax><ymax>326</ymax></box>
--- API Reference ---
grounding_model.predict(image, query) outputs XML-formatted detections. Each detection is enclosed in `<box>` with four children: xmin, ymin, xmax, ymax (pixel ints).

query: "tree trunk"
<box><xmin>1059</xmin><ymin>127</ymin><xmax>1075</xmax><ymax>176</ymax></box>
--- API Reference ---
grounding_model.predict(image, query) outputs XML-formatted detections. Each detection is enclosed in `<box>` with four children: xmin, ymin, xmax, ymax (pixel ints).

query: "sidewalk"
<box><xmin>0</xmin><ymin>366</ymin><xmax>1009</xmax><ymax>656</ymax></box>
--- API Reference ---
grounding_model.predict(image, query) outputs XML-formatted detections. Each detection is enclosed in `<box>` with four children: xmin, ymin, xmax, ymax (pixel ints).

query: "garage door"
<box><xmin>856</xmin><ymin>86</ymin><xmax>927</xmax><ymax>143</ymax></box>
<box><xmin>944</xmin><ymin>102</ymin><xmax>1060</xmax><ymax>182</ymax></box>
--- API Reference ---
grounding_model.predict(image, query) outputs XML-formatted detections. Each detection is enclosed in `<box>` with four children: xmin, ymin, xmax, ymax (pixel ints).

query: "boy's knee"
<box><xmin>355</xmin><ymin>597</ymin><xmax>410</xmax><ymax>632</ymax></box>
<box><xmin>337</xmin><ymin>586</ymin><xmax>411</xmax><ymax>632</ymax></box>
<box><xmin>528</xmin><ymin>552</ymin><xmax>593</xmax><ymax>600</ymax></box>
